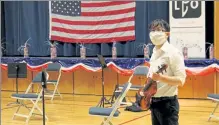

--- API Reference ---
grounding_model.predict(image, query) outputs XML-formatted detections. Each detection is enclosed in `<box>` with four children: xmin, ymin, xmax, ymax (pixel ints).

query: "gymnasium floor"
<box><xmin>1</xmin><ymin>91</ymin><xmax>219</xmax><ymax>125</ymax></box>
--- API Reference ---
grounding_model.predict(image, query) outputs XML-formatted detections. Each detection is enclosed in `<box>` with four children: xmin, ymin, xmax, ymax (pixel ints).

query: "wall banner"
<box><xmin>169</xmin><ymin>1</ymin><xmax>206</xmax><ymax>59</ymax></box>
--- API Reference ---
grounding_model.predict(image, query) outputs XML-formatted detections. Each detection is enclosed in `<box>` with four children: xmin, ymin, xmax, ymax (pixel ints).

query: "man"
<box><xmin>141</xmin><ymin>19</ymin><xmax>187</xmax><ymax>125</ymax></box>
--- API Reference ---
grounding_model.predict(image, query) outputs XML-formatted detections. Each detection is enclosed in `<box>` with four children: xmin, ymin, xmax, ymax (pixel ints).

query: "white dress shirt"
<box><xmin>148</xmin><ymin>41</ymin><xmax>187</xmax><ymax>97</ymax></box>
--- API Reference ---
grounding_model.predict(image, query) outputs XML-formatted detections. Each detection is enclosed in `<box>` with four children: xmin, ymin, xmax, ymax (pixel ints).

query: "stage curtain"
<box><xmin>1</xmin><ymin>1</ymin><xmax>6</xmax><ymax>55</ymax></box>
<box><xmin>215</xmin><ymin>1</ymin><xmax>219</xmax><ymax>59</ymax></box>
<box><xmin>1</xmin><ymin>1</ymin><xmax>168</xmax><ymax>57</ymax></box>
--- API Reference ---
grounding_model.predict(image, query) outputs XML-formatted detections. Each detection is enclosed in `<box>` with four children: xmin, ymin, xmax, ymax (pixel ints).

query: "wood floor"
<box><xmin>1</xmin><ymin>91</ymin><xmax>219</xmax><ymax>125</ymax></box>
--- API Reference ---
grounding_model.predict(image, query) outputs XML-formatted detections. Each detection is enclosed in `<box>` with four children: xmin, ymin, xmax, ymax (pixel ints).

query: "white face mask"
<box><xmin>149</xmin><ymin>31</ymin><xmax>167</xmax><ymax>46</ymax></box>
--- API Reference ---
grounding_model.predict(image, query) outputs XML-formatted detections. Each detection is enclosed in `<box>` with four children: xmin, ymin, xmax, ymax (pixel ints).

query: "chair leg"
<box><xmin>208</xmin><ymin>103</ymin><xmax>219</xmax><ymax>121</ymax></box>
<box><xmin>109</xmin><ymin>121</ymin><xmax>113</xmax><ymax>125</ymax></box>
<box><xmin>20</xmin><ymin>101</ymin><xmax>31</xmax><ymax>111</ymax></box>
<box><xmin>12</xmin><ymin>102</ymin><xmax>22</xmax><ymax>120</ymax></box>
<box><xmin>31</xmin><ymin>100</ymin><xmax>49</xmax><ymax>120</ymax></box>
<box><xmin>56</xmin><ymin>88</ymin><xmax>62</xmax><ymax>99</ymax></box>
<box><xmin>51</xmin><ymin>85</ymin><xmax>57</xmax><ymax>101</ymax></box>
<box><xmin>51</xmin><ymin>84</ymin><xmax>62</xmax><ymax>101</ymax></box>
<box><xmin>101</xmin><ymin>117</ymin><xmax>113</xmax><ymax>125</ymax></box>
<box><xmin>25</xmin><ymin>102</ymin><xmax>36</xmax><ymax>123</ymax></box>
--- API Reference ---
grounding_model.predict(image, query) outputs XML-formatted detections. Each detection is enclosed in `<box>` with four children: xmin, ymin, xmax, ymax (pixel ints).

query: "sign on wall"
<box><xmin>169</xmin><ymin>1</ymin><xmax>205</xmax><ymax>58</ymax></box>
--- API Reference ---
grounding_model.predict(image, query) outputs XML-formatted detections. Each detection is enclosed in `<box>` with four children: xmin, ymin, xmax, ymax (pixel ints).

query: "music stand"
<box><xmin>96</xmin><ymin>54</ymin><xmax>110</xmax><ymax>108</ymax></box>
<box><xmin>7</xmin><ymin>63</ymin><xmax>27</xmax><ymax>105</ymax></box>
<box><xmin>40</xmin><ymin>70</ymin><xmax>47</xmax><ymax>125</ymax></box>
<box><xmin>107</xmin><ymin>84</ymin><xmax>127</xmax><ymax>106</ymax></box>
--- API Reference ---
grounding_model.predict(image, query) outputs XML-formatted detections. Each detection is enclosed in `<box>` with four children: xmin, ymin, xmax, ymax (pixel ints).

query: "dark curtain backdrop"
<box><xmin>1</xmin><ymin>1</ymin><xmax>169</xmax><ymax>57</ymax></box>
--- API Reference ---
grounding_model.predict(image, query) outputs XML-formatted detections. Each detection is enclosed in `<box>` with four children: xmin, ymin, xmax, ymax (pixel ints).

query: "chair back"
<box><xmin>26</xmin><ymin>71</ymin><xmax>49</xmax><ymax>94</ymax></box>
<box><xmin>32</xmin><ymin>71</ymin><xmax>49</xmax><ymax>83</ymax></box>
<box><xmin>128</xmin><ymin>66</ymin><xmax>149</xmax><ymax>82</ymax></box>
<box><xmin>112</xmin><ymin>82</ymin><xmax>131</xmax><ymax>109</ymax></box>
<box><xmin>46</xmin><ymin>63</ymin><xmax>61</xmax><ymax>72</ymax></box>
<box><xmin>46</xmin><ymin>63</ymin><xmax>62</xmax><ymax>82</ymax></box>
<box><xmin>133</xmin><ymin>66</ymin><xmax>149</xmax><ymax>76</ymax></box>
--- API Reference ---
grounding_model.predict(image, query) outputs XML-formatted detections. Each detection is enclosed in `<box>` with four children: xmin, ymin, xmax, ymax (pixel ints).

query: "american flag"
<box><xmin>49</xmin><ymin>1</ymin><xmax>135</xmax><ymax>43</ymax></box>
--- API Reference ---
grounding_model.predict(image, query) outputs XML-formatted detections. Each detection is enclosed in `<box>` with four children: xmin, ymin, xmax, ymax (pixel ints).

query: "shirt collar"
<box><xmin>153</xmin><ymin>41</ymin><xmax>170</xmax><ymax>53</ymax></box>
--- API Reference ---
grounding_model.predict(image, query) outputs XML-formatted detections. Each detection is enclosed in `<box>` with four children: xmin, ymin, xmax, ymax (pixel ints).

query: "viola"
<box><xmin>137</xmin><ymin>64</ymin><xmax>168</xmax><ymax>111</ymax></box>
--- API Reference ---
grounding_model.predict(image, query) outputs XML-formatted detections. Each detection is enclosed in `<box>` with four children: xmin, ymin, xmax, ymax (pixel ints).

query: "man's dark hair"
<box><xmin>148</xmin><ymin>19</ymin><xmax>170</xmax><ymax>32</ymax></box>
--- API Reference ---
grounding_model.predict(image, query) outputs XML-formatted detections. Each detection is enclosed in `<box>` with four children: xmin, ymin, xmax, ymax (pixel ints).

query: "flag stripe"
<box><xmin>81</xmin><ymin>2</ymin><xmax>135</xmax><ymax>12</ymax></box>
<box><xmin>50</xmin><ymin>1</ymin><xmax>136</xmax><ymax>43</ymax></box>
<box><xmin>51</xmin><ymin>30</ymin><xmax>135</xmax><ymax>39</ymax></box>
<box><xmin>51</xmin><ymin>12</ymin><xmax>134</xmax><ymax>21</ymax></box>
<box><xmin>82</xmin><ymin>1</ymin><xmax>112</xmax><ymax>4</ymax></box>
<box><xmin>81</xmin><ymin>7</ymin><xmax>135</xmax><ymax>16</ymax></box>
<box><xmin>51</xmin><ymin>21</ymin><xmax>134</xmax><ymax>30</ymax></box>
<box><xmin>52</xmin><ymin>26</ymin><xmax>135</xmax><ymax>34</ymax></box>
<box><xmin>52</xmin><ymin>16</ymin><xmax>134</xmax><ymax>25</ymax></box>
<box><xmin>81</xmin><ymin>1</ymin><xmax>132</xmax><ymax>7</ymax></box>
<box><xmin>51</xmin><ymin>35</ymin><xmax>135</xmax><ymax>43</ymax></box>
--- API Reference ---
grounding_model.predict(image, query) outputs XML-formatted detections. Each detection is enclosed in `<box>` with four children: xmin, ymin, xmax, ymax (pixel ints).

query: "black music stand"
<box><xmin>40</xmin><ymin>70</ymin><xmax>47</xmax><ymax>125</ymax></box>
<box><xmin>107</xmin><ymin>84</ymin><xmax>127</xmax><ymax>106</ymax></box>
<box><xmin>7</xmin><ymin>63</ymin><xmax>27</xmax><ymax>105</ymax></box>
<box><xmin>96</xmin><ymin>54</ymin><xmax>110</xmax><ymax>108</ymax></box>
<box><xmin>107</xmin><ymin>84</ymin><xmax>119</xmax><ymax>105</ymax></box>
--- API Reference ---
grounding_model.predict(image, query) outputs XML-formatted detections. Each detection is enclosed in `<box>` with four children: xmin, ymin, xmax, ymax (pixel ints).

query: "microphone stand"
<box><xmin>15</xmin><ymin>66</ymin><xmax>19</xmax><ymax>103</ymax></box>
<box><xmin>41</xmin><ymin>71</ymin><xmax>47</xmax><ymax>125</ymax></box>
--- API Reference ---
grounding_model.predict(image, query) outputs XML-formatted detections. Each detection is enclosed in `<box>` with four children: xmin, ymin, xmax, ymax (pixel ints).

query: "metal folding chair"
<box><xmin>45</xmin><ymin>63</ymin><xmax>62</xmax><ymax>101</ymax></box>
<box><xmin>207</xmin><ymin>94</ymin><xmax>219</xmax><ymax>121</ymax></box>
<box><xmin>89</xmin><ymin>82</ymin><xmax>132</xmax><ymax>125</ymax></box>
<box><xmin>117</xmin><ymin>66</ymin><xmax>149</xmax><ymax>105</ymax></box>
<box><xmin>11</xmin><ymin>72</ymin><xmax>49</xmax><ymax>124</ymax></box>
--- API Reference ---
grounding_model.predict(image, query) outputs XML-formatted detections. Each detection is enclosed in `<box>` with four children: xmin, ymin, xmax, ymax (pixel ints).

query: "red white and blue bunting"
<box><xmin>1</xmin><ymin>57</ymin><xmax>219</xmax><ymax>76</ymax></box>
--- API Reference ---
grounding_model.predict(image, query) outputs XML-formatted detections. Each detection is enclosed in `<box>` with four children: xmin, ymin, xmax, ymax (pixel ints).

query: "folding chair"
<box><xmin>117</xmin><ymin>66</ymin><xmax>149</xmax><ymax>105</ymax></box>
<box><xmin>11</xmin><ymin>71</ymin><xmax>49</xmax><ymax>124</ymax></box>
<box><xmin>207</xmin><ymin>94</ymin><xmax>219</xmax><ymax>121</ymax></box>
<box><xmin>89</xmin><ymin>82</ymin><xmax>131</xmax><ymax>125</ymax></box>
<box><xmin>45</xmin><ymin>63</ymin><xmax>62</xmax><ymax>101</ymax></box>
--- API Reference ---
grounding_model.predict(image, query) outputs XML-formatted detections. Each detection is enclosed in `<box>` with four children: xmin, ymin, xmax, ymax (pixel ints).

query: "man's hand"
<box><xmin>151</xmin><ymin>72</ymin><xmax>162</xmax><ymax>81</ymax></box>
<box><xmin>139</xmin><ymin>91</ymin><xmax>144</xmax><ymax>96</ymax></box>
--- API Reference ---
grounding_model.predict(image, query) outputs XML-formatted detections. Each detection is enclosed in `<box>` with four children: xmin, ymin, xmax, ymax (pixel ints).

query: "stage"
<box><xmin>1</xmin><ymin>57</ymin><xmax>219</xmax><ymax>98</ymax></box>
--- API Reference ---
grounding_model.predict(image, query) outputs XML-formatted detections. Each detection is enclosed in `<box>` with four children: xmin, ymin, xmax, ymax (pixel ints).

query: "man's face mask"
<box><xmin>149</xmin><ymin>31</ymin><xmax>168</xmax><ymax>46</ymax></box>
